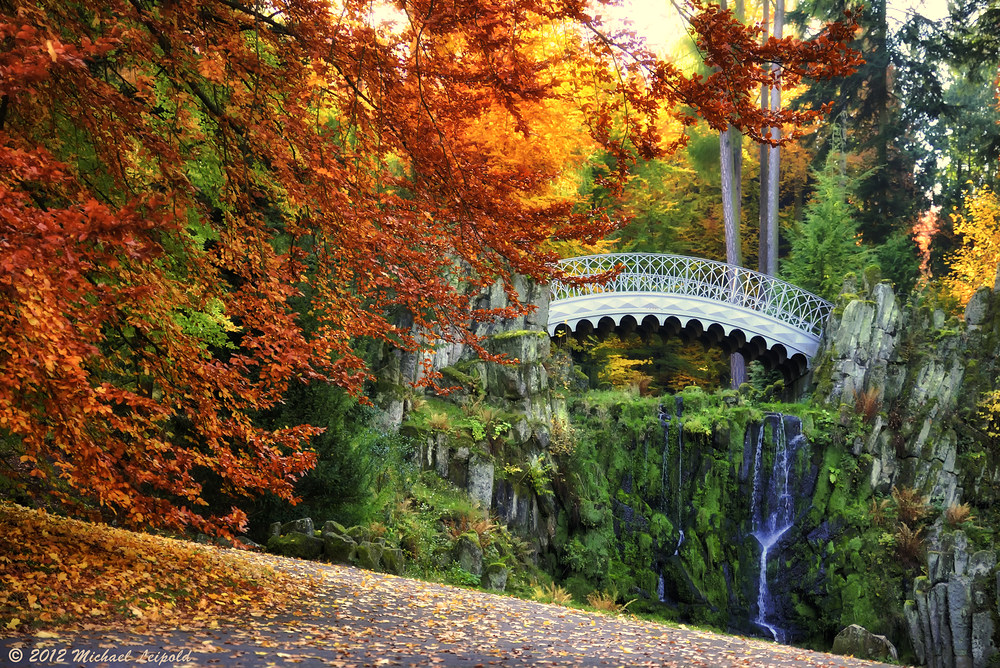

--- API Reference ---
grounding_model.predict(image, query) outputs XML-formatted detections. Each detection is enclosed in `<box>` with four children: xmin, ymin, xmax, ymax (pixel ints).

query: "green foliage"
<box><xmin>444</xmin><ymin>566</ymin><xmax>482</xmax><ymax>587</ymax></box>
<box><xmin>508</xmin><ymin>454</ymin><xmax>553</xmax><ymax>496</ymax></box>
<box><xmin>782</xmin><ymin>145</ymin><xmax>873</xmax><ymax>301</ymax></box>
<box><xmin>170</xmin><ymin>298</ymin><xmax>237</xmax><ymax>355</ymax></box>
<box><xmin>873</xmin><ymin>230</ymin><xmax>920</xmax><ymax>296</ymax></box>
<box><xmin>246</xmin><ymin>383</ymin><xmax>413</xmax><ymax>533</ymax></box>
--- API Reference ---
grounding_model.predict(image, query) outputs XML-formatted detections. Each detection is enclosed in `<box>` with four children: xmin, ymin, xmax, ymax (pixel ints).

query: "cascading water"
<box><xmin>749</xmin><ymin>413</ymin><xmax>807</xmax><ymax>643</ymax></box>
<box><xmin>658</xmin><ymin>406</ymin><xmax>671</xmax><ymax>514</ymax></box>
<box><xmin>674</xmin><ymin>396</ymin><xmax>684</xmax><ymax>555</ymax></box>
<box><xmin>657</xmin><ymin>397</ymin><xmax>687</xmax><ymax>594</ymax></box>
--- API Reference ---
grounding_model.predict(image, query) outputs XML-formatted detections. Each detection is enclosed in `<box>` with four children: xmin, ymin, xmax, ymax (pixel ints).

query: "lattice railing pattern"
<box><xmin>551</xmin><ymin>253</ymin><xmax>833</xmax><ymax>337</ymax></box>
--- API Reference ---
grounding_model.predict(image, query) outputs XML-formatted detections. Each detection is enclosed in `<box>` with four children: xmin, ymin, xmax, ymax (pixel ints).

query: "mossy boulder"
<box><xmin>381</xmin><ymin>547</ymin><xmax>406</xmax><ymax>575</ymax></box>
<box><xmin>454</xmin><ymin>533</ymin><xmax>484</xmax><ymax>576</ymax></box>
<box><xmin>280</xmin><ymin>518</ymin><xmax>314</xmax><ymax>536</ymax></box>
<box><xmin>347</xmin><ymin>525</ymin><xmax>368</xmax><ymax>542</ymax></box>
<box><xmin>355</xmin><ymin>541</ymin><xmax>384</xmax><ymax>571</ymax></box>
<box><xmin>267</xmin><ymin>531</ymin><xmax>323</xmax><ymax>560</ymax></box>
<box><xmin>483</xmin><ymin>563</ymin><xmax>509</xmax><ymax>591</ymax></box>
<box><xmin>831</xmin><ymin>624</ymin><xmax>898</xmax><ymax>662</ymax></box>
<box><xmin>322</xmin><ymin>532</ymin><xmax>356</xmax><ymax>564</ymax></box>
<box><xmin>321</xmin><ymin>520</ymin><xmax>349</xmax><ymax>536</ymax></box>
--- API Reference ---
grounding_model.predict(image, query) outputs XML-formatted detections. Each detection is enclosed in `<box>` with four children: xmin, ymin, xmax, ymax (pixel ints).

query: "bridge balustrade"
<box><xmin>548</xmin><ymin>253</ymin><xmax>833</xmax><ymax>369</ymax></box>
<box><xmin>550</xmin><ymin>253</ymin><xmax>831</xmax><ymax>338</ymax></box>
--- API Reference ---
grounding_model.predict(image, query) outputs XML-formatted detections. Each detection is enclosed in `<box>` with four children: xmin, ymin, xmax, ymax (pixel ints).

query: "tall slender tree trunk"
<box><xmin>758</xmin><ymin>0</ymin><xmax>771</xmax><ymax>275</ymax></box>
<box><xmin>764</xmin><ymin>0</ymin><xmax>784</xmax><ymax>277</ymax></box>
<box><xmin>719</xmin><ymin>0</ymin><xmax>747</xmax><ymax>388</ymax></box>
<box><xmin>720</xmin><ymin>129</ymin><xmax>741</xmax><ymax>268</ymax></box>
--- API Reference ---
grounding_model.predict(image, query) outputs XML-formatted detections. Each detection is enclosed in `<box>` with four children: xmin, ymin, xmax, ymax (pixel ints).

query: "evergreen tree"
<box><xmin>783</xmin><ymin>147</ymin><xmax>872</xmax><ymax>300</ymax></box>
<box><xmin>790</xmin><ymin>0</ymin><xmax>929</xmax><ymax>250</ymax></box>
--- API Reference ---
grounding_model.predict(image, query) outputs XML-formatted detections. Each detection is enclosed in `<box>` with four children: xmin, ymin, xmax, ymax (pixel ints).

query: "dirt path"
<box><xmin>1</xmin><ymin>556</ymin><xmax>901</xmax><ymax>667</ymax></box>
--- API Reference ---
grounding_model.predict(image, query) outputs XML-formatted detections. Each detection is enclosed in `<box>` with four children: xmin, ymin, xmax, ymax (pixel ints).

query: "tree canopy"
<box><xmin>0</xmin><ymin>0</ymin><xmax>860</xmax><ymax>534</ymax></box>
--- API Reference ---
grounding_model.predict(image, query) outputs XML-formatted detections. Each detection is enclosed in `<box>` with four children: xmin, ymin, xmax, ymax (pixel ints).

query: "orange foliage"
<box><xmin>913</xmin><ymin>207</ymin><xmax>941</xmax><ymax>280</ymax></box>
<box><xmin>0</xmin><ymin>0</ymin><xmax>859</xmax><ymax>534</ymax></box>
<box><xmin>0</xmin><ymin>503</ymin><xmax>310</xmax><ymax>632</ymax></box>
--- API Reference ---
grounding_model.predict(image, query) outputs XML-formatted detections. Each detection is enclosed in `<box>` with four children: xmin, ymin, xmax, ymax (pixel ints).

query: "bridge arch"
<box><xmin>547</xmin><ymin>253</ymin><xmax>833</xmax><ymax>378</ymax></box>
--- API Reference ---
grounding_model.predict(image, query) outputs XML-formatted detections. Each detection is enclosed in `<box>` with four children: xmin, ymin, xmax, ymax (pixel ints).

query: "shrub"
<box><xmin>944</xmin><ymin>502</ymin><xmax>974</xmax><ymax>527</ymax></box>
<box><xmin>892</xmin><ymin>486</ymin><xmax>930</xmax><ymax>528</ymax></box>
<box><xmin>443</xmin><ymin>515</ymin><xmax>498</xmax><ymax>547</ymax></box>
<box><xmin>894</xmin><ymin>523</ymin><xmax>925</xmax><ymax>569</ymax></box>
<box><xmin>532</xmin><ymin>582</ymin><xmax>573</xmax><ymax>606</ymax></box>
<box><xmin>428</xmin><ymin>412</ymin><xmax>452</xmax><ymax>433</ymax></box>
<box><xmin>445</xmin><ymin>566</ymin><xmax>481</xmax><ymax>587</ymax></box>
<box><xmin>854</xmin><ymin>387</ymin><xmax>881</xmax><ymax>424</ymax></box>
<box><xmin>869</xmin><ymin>497</ymin><xmax>891</xmax><ymax>528</ymax></box>
<box><xmin>549</xmin><ymin>417</ymin><xmax>576</xmax><ymax>456</ymax></box>
<box><xmin>586</xmin><ymin>587</ymin><xmax>635</xmax><ymax>614</ymax></box>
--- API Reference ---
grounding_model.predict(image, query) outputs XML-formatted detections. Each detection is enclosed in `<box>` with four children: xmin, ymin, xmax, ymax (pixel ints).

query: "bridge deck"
<box><xmin>547</xmin><ymin>253</ymin><xmax>833</xmax><ymax>364</ymax></box>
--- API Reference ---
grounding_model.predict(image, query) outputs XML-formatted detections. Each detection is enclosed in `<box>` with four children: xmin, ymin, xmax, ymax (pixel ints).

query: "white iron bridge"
<box><xmin>547</xmin><ymin>253</ymin><xmax>833</xmax><ymax>376</ymax></box>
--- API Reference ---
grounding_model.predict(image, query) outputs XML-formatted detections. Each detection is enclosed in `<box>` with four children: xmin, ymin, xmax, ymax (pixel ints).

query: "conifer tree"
<box><xmin>783</xmin><ymin>143</ymin><xmax>871</xmax><ymax>300</ymax></box>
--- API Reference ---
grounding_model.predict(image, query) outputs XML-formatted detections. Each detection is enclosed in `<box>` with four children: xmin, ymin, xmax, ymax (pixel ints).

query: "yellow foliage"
<box><xmin>586</xmin><ymin>587</ymin><xmax>635</xmax><ymax>613</ymax></box>
<box><xmin>946</xmin><ymin>187</ymin><xmax>1000</xmax><ymax>304</ymax></box>
<box><xmin>0</xmin><ymin>503</ymin><xmax>311</xmax><ymax>631</ymax></box>
<box><xmin>978</xmin><ymin>389</ymin><xmax>1000</xmax><ymax>439</ymax></box>
<box><xmin>599</xmin><ymin>353</ymin><xmax>650</xmax><ymax>390</ymax></box>
<box><xmin>944</xmin><ymin>502</ymin><xmax>974</xmax><ymax>527</ymax></box>
<box><xmin>531</xmin><ymin>582</ymin><xmax>573</xmax><ymax>606</ymax></box>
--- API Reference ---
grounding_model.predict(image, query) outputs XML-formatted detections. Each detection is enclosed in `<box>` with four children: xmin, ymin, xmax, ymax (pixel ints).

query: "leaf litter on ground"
<box><xmin>0</xmin><ymin>502</ymin><xmax>316</xmax><ymax>633</ymax></box>
<box><xmin>0</xmin><ymin>502</ymin><xmax>903</xmax><ymax>667</ymax></box>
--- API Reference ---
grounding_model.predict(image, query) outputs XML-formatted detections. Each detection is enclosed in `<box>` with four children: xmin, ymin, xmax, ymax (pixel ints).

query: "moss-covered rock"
<box><xmin>831</xmin><ymin>624</ymin><xmax>897</xmax><ymax>662</ymax></box>
<box><xmin>267</xmin><ymin>531</ymin><xmax>324</xmax><ymax>560</ymax></box>
<box><xmin>354</xmin><ymin>541</ymin><xmax>383</xmax><ymax>571</ymax></box>
<box><xmin>454</xmin><ymin>533</ymin><xmax>483</xmax><ymax>576</ymax></box>
<box><xmin>322</xmin><ymin>532</ymin><xmax>356</xmax><ymax>564</ymax></box>
<box><xmin>321</xmin><ymin>520</ymin><xmax>349</xmax><ymax>536</ymax></box>
<box><xmin>482</xmin><ymin>563</ymin><xmax>509</xmax><ymax>591</ymax></box>
<box><xmin>381</xmin><ymin>547</ymin><xmax>405</xmax><ymax>575</ymax></box>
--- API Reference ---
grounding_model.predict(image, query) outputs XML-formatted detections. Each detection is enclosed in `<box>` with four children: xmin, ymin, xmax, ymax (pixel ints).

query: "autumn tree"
<box><xmin>946</xmin><ymin>187</ymin><xmax>1000</xmax><ymax>304</ymax></box>
<box><xmin>0</xmin><ymin>0</ymin><xmax>859</xmax><ymax>535</ymax></box>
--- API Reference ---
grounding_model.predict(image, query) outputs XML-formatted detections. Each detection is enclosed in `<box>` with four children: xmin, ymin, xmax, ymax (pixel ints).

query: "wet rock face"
<box><xmin>816</xmin><ymin>281</ymin><xmax>903</xmax><ymax>408</ymax></box>
<box><xmin>905</xmin><ymin>531</ymin><xmax>997</xmax><ymax>668</ymax></box>
<box><xmin>811</xmin><ymin>280</ymin><xmax>1000</xmax><ymax>507</ymax></box>
<box><xmin>809</xmin><ymin>276</ymin><xmax>1000</xmax><ymax>664</ymax></box>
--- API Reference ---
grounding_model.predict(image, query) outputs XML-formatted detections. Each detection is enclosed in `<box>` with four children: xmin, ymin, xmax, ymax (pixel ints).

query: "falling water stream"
<box><xmin>674</xmin><ymin>396</ymin><xmax>684</xmax><ymax>555</ymax></box>
<box><xmin>654</xmin><ymin>404</ymin><xmax>809</xmax><ymax>637</ymax></box>
<box><xmin>750</xmin><ymin>414</ymin><xmax>806</xmax><ymax>643</ymax></box>
<box><xmin>657</xmin><ymin>398</ymin><xmax>687</xmax><ymax>599</ymax></box>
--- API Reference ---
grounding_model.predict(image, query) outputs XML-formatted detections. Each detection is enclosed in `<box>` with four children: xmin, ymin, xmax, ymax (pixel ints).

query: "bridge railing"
<box><xmin>551</xmin><ymin>253</ymin><xmax>833</xmax><ymax>338</ymax></box>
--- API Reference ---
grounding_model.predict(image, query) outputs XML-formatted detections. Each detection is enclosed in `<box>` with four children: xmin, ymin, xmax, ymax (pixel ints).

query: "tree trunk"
<box><xmin>720</xmin><ymin>130</ymin><xmax>741</xmax><ymax>268</ymax></box>
<box><xmin>764</xmin><ymin>0</ymin><xmax>784</xmax><ymax>277</ymax></box>
<box><xmin>720</xmin><ymin>0</ymin><xmax>747</xmax><ymax>388</ymax></box>
<box><xmin>758</xmin><ymin>0</ymin><xmax>771</xmax><ymax>275</ymax></box>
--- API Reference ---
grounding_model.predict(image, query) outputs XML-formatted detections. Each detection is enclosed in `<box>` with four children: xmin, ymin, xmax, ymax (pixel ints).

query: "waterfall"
<box><xmin>658</xmin><ymin>406</ymin><xmax>671</xmax><ymax>513</ymax></box>
<box><xmin>674</xmin><ymin>397</ymin><xmax>684</xmax><ymax>554</ymax></box>
<box><xmin>658</xmin><ymin>397</ymin><xmax>687</xmax><ymax>585</ymax></box>
<box><xmin>675</xmin><ymin>395</ymin><xmax>683</xmax><ymax>528</ymax></box>
<box><xmin>750</xmin><ymin>414</ymin><xmax>806</xmax><ymax>643</ymax></box>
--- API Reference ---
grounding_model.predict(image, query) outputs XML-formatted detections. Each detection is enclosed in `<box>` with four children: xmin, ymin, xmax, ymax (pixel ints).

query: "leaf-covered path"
<box><xmin>2</xmin><ymin>554</ymin><xmax>900</xmax><ymax>667</ymax></box>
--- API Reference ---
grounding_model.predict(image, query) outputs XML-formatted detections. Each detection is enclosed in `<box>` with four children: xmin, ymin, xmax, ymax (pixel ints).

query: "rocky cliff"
<box><xmin>810</xmin><ymin>269</ymin><xmax>1000</xmax><ymax>666</ymax></box>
